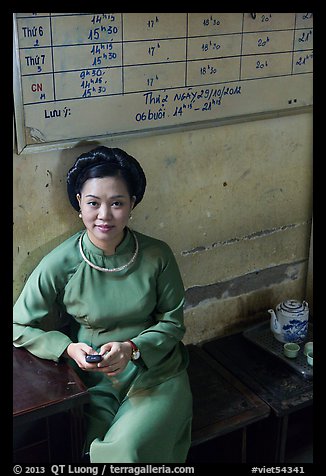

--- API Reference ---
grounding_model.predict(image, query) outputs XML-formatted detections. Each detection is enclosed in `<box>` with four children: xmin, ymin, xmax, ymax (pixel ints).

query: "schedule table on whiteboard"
<box><xmin>13</xmin><ymin>13</ymin><xmax>313</xmax><ymax>152</ymax></box>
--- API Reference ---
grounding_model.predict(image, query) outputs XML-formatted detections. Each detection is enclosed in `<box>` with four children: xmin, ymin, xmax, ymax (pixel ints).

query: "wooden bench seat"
<box><xmin>187</xmin><ymin>344</ymin><xmax>270</xmax><ymax>462</ymax></box>
<box><xmin>202</xmin><ymin>332</ymin><xmax>313</xmax><ymax>463</ymax></box>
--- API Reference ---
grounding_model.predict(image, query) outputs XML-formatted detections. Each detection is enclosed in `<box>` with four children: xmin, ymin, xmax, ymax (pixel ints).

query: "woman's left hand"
<box><xmin>96</xmin><ymin>341</ymin><xmax>132</xmax><ymax>376</ymax></box>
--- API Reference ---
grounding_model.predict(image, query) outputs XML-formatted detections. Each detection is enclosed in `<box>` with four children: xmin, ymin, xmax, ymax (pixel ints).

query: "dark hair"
<box><xmin>67</xmin><ymin>146</ymin><xmax>146</xmax><ymax>211</ymax></box>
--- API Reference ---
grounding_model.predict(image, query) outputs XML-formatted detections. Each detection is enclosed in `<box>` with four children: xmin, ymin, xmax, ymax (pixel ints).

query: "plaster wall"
<box><xmin>13</xmin><ymin>111</ymin><xmax>313</xmax><ymax>344</ymax></box>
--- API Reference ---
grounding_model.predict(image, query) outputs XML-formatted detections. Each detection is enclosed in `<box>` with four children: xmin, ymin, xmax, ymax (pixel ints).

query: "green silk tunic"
<box><xmin>13</xmin><ymin>228</ymin><xmax>193</xmax><ymax>463</ymax></box>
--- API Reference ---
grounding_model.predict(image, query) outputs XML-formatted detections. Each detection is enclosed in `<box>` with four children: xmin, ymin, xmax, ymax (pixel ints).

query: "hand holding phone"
<box><xmin>85</xmin><ymin>354</ymin><xmax>103</xmax><ymax>363</ymax></box>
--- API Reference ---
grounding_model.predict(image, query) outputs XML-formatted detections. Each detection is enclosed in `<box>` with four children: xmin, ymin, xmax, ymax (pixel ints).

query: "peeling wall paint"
<box><xmin>185</xmin><ymin>260</ymin><xmax>306</xmax><ymax>310</ymax></box>
<box><xmin>181</xmin><ymin>222</ymin><xmax>301</xmax><ymax>256</ymax></box>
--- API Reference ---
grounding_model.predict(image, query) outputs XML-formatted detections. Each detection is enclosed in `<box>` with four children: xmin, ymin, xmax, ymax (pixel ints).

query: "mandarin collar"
<box><xmin>81</xmin><ymin>227</ymin><xmax>133</xmax><ymax>256</ymax></box>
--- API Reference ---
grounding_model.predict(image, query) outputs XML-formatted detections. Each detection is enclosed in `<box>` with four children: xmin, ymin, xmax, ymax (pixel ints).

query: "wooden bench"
<box><xmin>187</xmin><ymin>344</ymin><xmax>270</xmax><ymax>462</ymax></box>
<box><xmin>202</xmin><ymin>332</ymin><xmax>313</xmax><ymax>463</ymax></box>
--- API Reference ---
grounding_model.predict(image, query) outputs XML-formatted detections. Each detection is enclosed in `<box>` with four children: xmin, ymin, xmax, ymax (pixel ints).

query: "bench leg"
<box><xmin>70</xmin><ymin>406</ymin><xmax>86</xmax><ymax>462</ymax></box>
<box><xmin>241</xmin><ymin>428</ymin><xmax>247</xmax><ymax>463</ymax></box>
<box><xmin>276</xmin><ymin>415</ymin><xmax>289</xmax><ymax>463</ymax></box>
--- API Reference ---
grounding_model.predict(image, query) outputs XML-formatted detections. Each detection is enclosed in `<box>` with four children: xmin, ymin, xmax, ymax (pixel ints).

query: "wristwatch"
<box><xmin>127</xmin><ymin>339</ymin><xmax>141</xmax><ymax>361</ymax></box>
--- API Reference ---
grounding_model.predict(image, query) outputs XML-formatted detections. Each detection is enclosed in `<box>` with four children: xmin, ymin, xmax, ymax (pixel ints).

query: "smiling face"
<box><xmin>77</xmin><ymin>176</ymin><xmax>135</xmax><ymax>255</ymax></box>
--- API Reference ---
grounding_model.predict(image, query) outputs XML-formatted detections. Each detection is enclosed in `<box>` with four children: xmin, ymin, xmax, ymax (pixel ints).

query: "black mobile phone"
<box><xmin>85</xmin><ymin>354</ymin><xmax>103</xmax><ymax>363</ymax></box>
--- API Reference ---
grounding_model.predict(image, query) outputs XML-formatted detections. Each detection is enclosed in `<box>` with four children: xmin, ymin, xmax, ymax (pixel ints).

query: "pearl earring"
<box><xmin>79</xmin><ymin>212</ymin><xmax>82</xmax><ymax>218</ymax></box>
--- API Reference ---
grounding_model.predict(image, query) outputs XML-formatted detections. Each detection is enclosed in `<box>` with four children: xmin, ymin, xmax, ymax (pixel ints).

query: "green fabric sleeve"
<box><xmin>13</xmin><ymin>255</ymin><xmax>73</xmax><ymax>362</ymax></box>
<box><xmin>131</xmin><ymin>247</ymin><xmax>186</xmax><ymax>369</ymax></box>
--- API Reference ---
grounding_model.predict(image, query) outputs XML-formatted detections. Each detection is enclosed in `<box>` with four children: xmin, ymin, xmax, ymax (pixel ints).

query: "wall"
<box><xmin>13</xmin><ymin>111</ymin><xmax>313</xmax><ymax>344</ymax></box>
<box><xmin>306</xmin><ymin>220</ymin><xmax>313</xmax><ymax>316</ymax></box>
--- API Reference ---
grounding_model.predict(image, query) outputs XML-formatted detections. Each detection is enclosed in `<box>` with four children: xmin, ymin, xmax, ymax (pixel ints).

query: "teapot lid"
<box><xmin>278</xmin><ymin>300</ymin><xmax>307</xmax><ymax>312</ymax></box>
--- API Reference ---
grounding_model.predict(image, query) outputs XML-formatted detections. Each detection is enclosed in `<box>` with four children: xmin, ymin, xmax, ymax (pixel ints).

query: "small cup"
<box><xmin>306</xmin><ymin>350</ymin><xmax>313</xmax><ymax>366</ymax></box>
<box><xmin>304</xmin><ymin>341</ymin><xmax>313</xmax><ymax>356</ymax></box>
<box><xmin>283</xmin><ymin>342</ymin><xmax>300</xmax><ymax>358</ymax></box>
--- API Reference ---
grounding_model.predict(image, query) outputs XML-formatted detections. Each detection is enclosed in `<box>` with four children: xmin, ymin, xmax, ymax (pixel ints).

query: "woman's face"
<box><xmin>77</xmin><ymin>176</ymin><xmax>135</xmax><ymax>254</ymax></box>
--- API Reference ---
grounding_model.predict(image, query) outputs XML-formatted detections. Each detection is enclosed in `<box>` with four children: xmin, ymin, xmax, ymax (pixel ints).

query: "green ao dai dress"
<box><xmin>13</xmin><ymin>228</ymin><xmax>193</xmax><ymax>463</ymax></box>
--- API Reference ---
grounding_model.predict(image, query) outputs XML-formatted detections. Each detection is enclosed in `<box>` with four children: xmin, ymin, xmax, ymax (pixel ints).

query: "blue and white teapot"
<box><xmin>268</xmin><ymin>300</ymin><xmax>309</xmax><ymax>343</ymax></box>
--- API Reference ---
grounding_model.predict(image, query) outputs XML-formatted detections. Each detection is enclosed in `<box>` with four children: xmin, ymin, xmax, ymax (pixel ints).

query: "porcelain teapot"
<box><xmin>268</xmin><ymin>300</ymin><xmax>309</xmax><ymax>343</ymax></box>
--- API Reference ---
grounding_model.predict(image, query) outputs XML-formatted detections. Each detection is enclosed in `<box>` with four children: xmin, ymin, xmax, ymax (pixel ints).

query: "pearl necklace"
<box><xmin>78</xmin><ymin>230</ymin><xmax>139</xmax><ymax>273</ymax></box>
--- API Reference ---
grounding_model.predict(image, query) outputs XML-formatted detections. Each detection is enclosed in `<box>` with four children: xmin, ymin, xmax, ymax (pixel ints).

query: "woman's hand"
<box><xmin>96</xmin><ymin>341</ymin><xmax>132</xmax><ymax>376</ymax></box>
<box><xmin>64</xmin><ymin>342</ymin><xmax>103</xmax><ymax>371</ymax></box>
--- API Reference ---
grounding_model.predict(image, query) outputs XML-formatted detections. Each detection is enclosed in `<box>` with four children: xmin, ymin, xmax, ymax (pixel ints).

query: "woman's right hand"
<box><xmin>64</xmin><ymin>342</ymin><xmax>102</xmax><ymax>371</ymax></box>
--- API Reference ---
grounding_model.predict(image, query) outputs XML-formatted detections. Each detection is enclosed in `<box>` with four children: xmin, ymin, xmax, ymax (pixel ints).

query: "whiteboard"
<box><xmin>13</xmin><ymin>13</ymin><xmax>313</xmax><ymax>154</ymax></box>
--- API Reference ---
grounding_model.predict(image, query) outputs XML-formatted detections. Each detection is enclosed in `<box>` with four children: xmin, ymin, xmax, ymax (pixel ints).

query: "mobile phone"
<box><xmin>85</xmin><ymin>354</ymin><xmax>103</xmax><ymax>363</ymax></box>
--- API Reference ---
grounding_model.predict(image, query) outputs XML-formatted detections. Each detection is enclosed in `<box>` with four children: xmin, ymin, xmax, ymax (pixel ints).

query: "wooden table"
<box><xmin>13</xmin><ymin>346</ymin><xmax>89</xmax><ymax>463</ymax></box>
<box><xmin>202</xmin><ymin>332</ymin><xmax>313</xmax><ymax>463</ymax></box>
<box><xmin>187</xmin><ymin>344</ymin><xmax>270</xmax><ymax>463</ymax></box>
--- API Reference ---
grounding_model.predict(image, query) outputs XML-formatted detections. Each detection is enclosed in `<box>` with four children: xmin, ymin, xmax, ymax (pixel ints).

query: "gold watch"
<box><xmin>127</xmin><ymin>339</ymin><xmax>141</xmax><ymax>361</ymax></box>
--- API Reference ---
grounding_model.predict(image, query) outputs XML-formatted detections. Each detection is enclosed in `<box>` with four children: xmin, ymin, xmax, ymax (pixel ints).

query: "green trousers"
<box><xmin>81</xmin><ymin>363</ymin><xmax>193</xmax><ymax>463</ymax></box>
